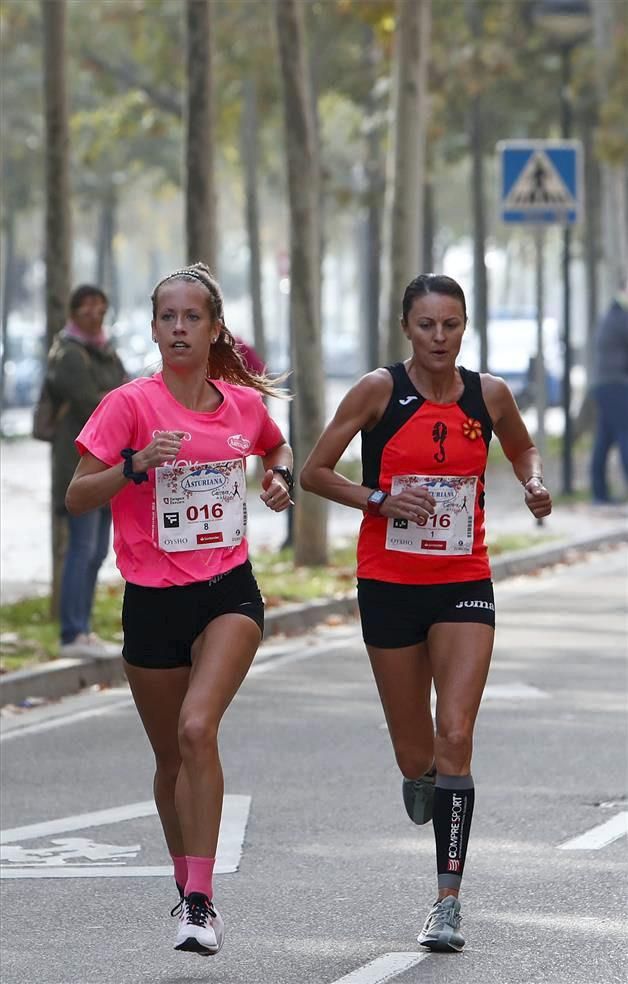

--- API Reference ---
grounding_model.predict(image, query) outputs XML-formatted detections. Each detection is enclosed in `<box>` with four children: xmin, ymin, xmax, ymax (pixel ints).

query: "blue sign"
<box><xmin>498</xmin><ymin>140</ymin><xmax>582</xmax><ymax>225</ymax></box>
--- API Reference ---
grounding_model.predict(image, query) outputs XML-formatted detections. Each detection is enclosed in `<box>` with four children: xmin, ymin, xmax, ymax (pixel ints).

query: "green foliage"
<box><xmin>0</xmin><ymin>0</ymin><xmax>44</xmax><ymax>217</ymax></box>
<box><xmin>0</xmin><ymin>530</ymin><xmax>557</xmax><ymax>673</ymax></box>
<box><xmin>595</xmin><ymin>31</ymin><xmax>628</xmax><ymax>166</ymax></box>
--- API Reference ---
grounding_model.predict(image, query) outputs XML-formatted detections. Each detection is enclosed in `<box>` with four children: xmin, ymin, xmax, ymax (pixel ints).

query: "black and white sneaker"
<box><xmin>170</xmin><ymin>883</ymin><xmax>184</xmax><ymax>919</ymax></box>
<box><xmin>174</xmin><ymin>892</ymin><xmax>224</xmax><ymax>956</ymax></box>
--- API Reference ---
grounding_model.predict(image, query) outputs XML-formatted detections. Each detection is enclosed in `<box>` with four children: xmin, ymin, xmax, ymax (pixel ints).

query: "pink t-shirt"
<box><xmin>76</xmin><ymin>373</ymin><xmax>285</xmax><ymax>587</ymax></box>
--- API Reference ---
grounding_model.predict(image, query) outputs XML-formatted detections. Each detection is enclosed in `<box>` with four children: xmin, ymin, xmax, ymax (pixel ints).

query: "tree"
<box><xmin>185</xmin><ymin>0</ymin><xmax>216</xmax><ymax>269</ymax></box>
<box><xmin>274</xmin><ymin>0</ymin><xmax>327</xmax><ymax>566</ymax></box>
<box><xmin>383</xmin><ymin>0</ymin><xmax>431</xmax><ymax>363</ymax></box>
<box><xmin>465</xmin><ymin>0</ymin><xmax>488</xmax><ymax>372</ymax></box>
<box><xmin>41</xmin><ymin>0</ymin><xmax>71</xmax><ymax>613</ymax></box>
<box><xmin>593</xmin><ymin>1</ymin><xmax>628</xmax><ymax>303</ymax></box>
<box><xmin>241</xmin><ymin>76</ymin><xmax>266</xmax><ymax>366</ymax></box>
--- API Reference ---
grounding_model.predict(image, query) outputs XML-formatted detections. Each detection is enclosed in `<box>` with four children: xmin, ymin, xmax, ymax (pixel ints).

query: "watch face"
<box><xmin>369</xmin><ymin>490</ymin><xmax>386</xmax><ymax>505</ymax></box>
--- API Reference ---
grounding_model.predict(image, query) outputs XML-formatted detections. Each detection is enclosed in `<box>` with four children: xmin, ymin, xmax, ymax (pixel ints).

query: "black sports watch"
<box><xmin>366</xmin><ymin>488</ymin><xmax>388</xmax><ymax>516</ymax></box>
<box><xmin>121</xmin><ymin>448</ymin><xmax>149</xmax><ymax>485</ymax></box>
<box><xmin>271</xmin><ymin>465</ymin><xmax>294</xmax><ymax>494</ymax></box>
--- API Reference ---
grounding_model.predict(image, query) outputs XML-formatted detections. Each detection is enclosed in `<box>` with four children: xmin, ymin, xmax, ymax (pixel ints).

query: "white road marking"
<box><xmin>380</xmin><ymin>679</ymin><xmax>549</xmax><ymax>730</ymax></box>
<box><xmin>558</xmin><ymin>811</ymin><xmax>628</xmax><ymax>850</ymax></box>
<box><xmin>485</xmin><ymin>908</ymin><xmax>628</xmax><ymax>938</ymax></box>
<box><xmin>0</xmin><ymin>629</ymin><xmax>359</xmax><ymax>742</ymax></box>
<box><xmin>0</xmin><ymin>699</ymin><xmax>133</xmax><ymax>742</ymax></box>
<box><xmin>0</xmin><ymin>865</ymin><xmax>173</xmax><ymax>880</ymax></box>
<box><xmin>0</xmin><ymin>799</ymin><xmax>156</xmax><ymax>843</ymax></box>
<box><xmin>482</xmin><ymin>682</ymin><xmax>549</xmax><ymax>700</ymax></box>
<box><xmin>248</xmin><ymin>639</ymin><xmax>355</xmax><ymax>676</ymax></box>
<box><xmin>329</xmin><ymin>952</ymin><xmax>428</xmax><ymax>984</ymax></box>
<box><xmin>0</xmin><ymin>794</ymin><xmax>250</xmax><ymax>878</ymax></box>
<box><xmin>1</xmin><ymin>837</ymin><xmax>140</xmax><ymax>865</ymax></box>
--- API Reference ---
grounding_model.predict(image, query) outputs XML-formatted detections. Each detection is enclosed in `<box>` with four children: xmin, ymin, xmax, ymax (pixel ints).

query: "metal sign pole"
<box><xmin>534</xmin><ymin>226</ymin><xmax>547</xmax><ymax>526</ymax></box>
<box><xmin>498</xmin><ymin>138</ymin><xmax>582</xmax><ymax>502</ymax></box>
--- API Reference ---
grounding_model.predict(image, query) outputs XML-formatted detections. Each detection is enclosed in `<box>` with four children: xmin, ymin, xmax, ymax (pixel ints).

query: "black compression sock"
<box><xmin>432</xmin><ymin>773</ymin><xmax>475</xmax><ymax>890</ymax></box>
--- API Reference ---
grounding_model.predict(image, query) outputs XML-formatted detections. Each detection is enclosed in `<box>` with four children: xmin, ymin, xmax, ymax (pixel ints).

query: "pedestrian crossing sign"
<box><xmin>498</xmin><ymin>140</ymin><xmax>582</xmax><ymax>225</ymax></box>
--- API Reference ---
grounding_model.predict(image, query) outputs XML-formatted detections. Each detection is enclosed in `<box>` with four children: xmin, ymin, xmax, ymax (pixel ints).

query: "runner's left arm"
<box><xmin>257</xmin><ymin>441</ymin><xmax>293</xmax><ymax>511</ymax></box>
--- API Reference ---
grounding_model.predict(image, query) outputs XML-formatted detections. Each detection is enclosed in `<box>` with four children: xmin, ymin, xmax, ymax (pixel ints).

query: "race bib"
<box><xmin>155</xmin><ymin>458</ymin><xmax>246</xmax><ymax>552</ymax></box>
<box><xmin>385</xmin><ymin>474</ymin><xmax>477</xmax><ymax>555</ymax></box>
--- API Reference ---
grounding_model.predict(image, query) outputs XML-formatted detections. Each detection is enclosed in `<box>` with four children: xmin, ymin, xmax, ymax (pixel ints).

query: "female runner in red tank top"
<box><xmin>301</xmin><ymin>274</ymin><xmax>551</xmax><ymax>953</ymax></box>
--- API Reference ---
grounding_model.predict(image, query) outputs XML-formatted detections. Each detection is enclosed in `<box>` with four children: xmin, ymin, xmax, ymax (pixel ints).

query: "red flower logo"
<box><xmin>462</xmin><ymin>417</ymin><xmax>482</xmax><ymax>440</ymax></box>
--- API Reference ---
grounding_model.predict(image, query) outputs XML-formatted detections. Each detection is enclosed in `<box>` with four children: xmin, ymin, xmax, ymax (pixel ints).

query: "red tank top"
<box><xmin>357</xmin><ymin>364</ymin><xmax>492</xmax><ymax>585</ymax></box>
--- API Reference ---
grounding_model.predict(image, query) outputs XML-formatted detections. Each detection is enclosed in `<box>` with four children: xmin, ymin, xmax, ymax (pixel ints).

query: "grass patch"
<box><xmin>0</xmin><ymin>531</ymin><xmax>558</xmax><ymax>674</ymax></box>
<box><xmin>486</xmin><ymin>532</ymin><xmax>557</xmax><ymax>554</ymax></box>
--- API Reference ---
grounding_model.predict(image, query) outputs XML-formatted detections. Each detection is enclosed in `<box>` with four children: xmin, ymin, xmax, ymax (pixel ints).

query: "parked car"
<box><xmin>1</xmin><ymin>332</ymin><xmax>45</xmax><ymax>408</ymax></box>
<box><xmin>458</xmin><ymin>314</ymin><xmax>562</xmax><ymax>409</ymax></box>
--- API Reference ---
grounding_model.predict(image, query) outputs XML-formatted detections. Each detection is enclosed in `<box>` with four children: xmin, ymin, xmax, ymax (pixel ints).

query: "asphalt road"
<box><xmin>1</xmin><ymin>549</ymin><xmax>627</xmax><ymax>984</ymax></box>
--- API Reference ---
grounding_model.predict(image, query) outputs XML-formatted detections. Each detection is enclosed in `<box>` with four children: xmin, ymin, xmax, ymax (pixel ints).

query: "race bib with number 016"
<box><xmin>155</xmin><ymin>458</ymin><xmax>246</xmax><ymax>552</ymax></box>
<box><xmin>385</xmin><ymin>474</ymin><xmax>477</xmax><ymax>555</ymax></box>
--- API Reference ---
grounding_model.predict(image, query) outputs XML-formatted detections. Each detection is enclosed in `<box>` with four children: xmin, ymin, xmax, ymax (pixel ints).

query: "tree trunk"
<box><xmin>582</xmin><ymin>113</ymin><xmax>599</xmax><ymax>386</ymax></box>
<box><xmin>593</xmin><ymin>0</ymin><xmax>628</xmax><ymax>303</ymax></box>
<box><xmin>384</xmin><ymin>0</ymin><xmax>431</xmax><ymax>363</ymax></box>
<box><xmin>274</xmin><ymin>0</ymin><xmax>327</xmax><ymax>566</ymax></box>
<box><xmin>241</xmin><ymin>77</ymin><xmax>266</xmax><ymax>365</ymax></box>
<box><xmin>185</xmin><ymin>0</ymin><xmax>216</xmax><ymax>270</ymax></box>
<box><xmin>422</xmin><ymin>170</ymin><xmax>435</xmax><ymax>276</ymax></box>
<box><xmin>96</xmin><ymin>183</ymin><xmax>119</xmax><ymax>316</ymax></box>
<box><xmin>362</xmin><ymin>29</ymin><xmax>384</xmax><ymax>371</ymax></box>
<box><xmin>1</xmin><ymin>207</ymin><xmax>16</xmax><ymax>406</ymax></box>
<box><xmin>42</xmin><ymin>0</ymin><xmax>71</xmax><ymax>618</ymax></box>
<box><xmin>466</xmin><ymin>0</ymin><xmax>488</xmax><ymax>372</ymax></box>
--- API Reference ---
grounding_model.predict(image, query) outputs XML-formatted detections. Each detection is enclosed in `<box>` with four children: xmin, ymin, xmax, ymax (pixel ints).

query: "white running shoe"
<box><xmin>417</xmin><ymin>896</ymin><xmax>465</xmax><ymax>952</ymax></box>
<box><xmin>174</xmin><ymin>892</ymin><xmax>224</xmax><ymax>956</ymax></box>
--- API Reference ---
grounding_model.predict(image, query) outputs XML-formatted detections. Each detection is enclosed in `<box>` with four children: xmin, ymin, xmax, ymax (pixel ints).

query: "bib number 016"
<box><xmin>186</xmin><ymin>503</ymin><xmax>224</xmax><ymax>521</ymax></box>
<box><xmin>417</xmin><ymin>513</ymin><xmax>450</xmax><ymax>528</ymax></box>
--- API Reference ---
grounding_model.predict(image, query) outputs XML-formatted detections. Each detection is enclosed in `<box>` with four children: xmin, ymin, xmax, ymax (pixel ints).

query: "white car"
<box><xmin>459</xmin><ymin>314</ymin><xmax>562</xmax><ymax>408</ymax></box>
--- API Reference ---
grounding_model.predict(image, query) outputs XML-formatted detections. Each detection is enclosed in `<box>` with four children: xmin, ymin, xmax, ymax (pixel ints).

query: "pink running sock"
<box><xmin>171</xmin><ymin>855</ymin><xmax>187</xmax><ymax>892</ymax></box>
<box><xmin>185</xmin><ymin>855</ymin><xmax>216</xmax><ymax>900</ymax></box>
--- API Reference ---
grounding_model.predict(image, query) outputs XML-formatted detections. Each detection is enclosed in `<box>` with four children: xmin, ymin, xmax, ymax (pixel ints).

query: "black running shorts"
<box><xmin>122</xmin><ymin>560</ymin><xmax>264</xmax><ymax>669</ymax></box>
<box><xmin>357</xmin><ymin>577</ymin><xmax>495</xmax><ymax>649</ymax></box>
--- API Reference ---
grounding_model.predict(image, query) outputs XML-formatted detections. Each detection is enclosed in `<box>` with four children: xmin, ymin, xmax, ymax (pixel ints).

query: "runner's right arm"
<box><xmin>65</xmin><ymin>431</ymin><xmax>186</xmax><ymax>514</ymax></box>
<box><xmin>300</xmin><ymin>371</ymin><xmax>436</xmax><ymax>521</ymax></box>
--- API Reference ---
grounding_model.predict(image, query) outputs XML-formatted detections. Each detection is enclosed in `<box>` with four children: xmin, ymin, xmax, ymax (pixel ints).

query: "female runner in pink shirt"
<box><xmin>65</xmin><ymin>263</ymin><xmax>293</xmax><ymax>958</ymax></box>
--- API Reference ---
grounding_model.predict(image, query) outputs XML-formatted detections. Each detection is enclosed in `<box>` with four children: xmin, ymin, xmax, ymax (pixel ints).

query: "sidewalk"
<box><xmin>2</xmin><ymin>436</ymin><xmax>626</xmax><ymax>604</ymax></box>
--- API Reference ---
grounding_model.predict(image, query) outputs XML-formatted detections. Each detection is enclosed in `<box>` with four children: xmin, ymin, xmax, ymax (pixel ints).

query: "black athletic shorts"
<box><xmin>357</xmin><ymin>577</ymin><xmax>495</xmax><ymax>649</ymax></box>
<box><xmin>122</xmin><ymin>560</ymin><xmax>264</xmax><ymax>669</ymax></box>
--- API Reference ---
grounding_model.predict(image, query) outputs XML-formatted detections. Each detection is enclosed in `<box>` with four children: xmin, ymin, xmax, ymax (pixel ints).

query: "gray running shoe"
<box><xmin>402</xmin><ymin>770</ymin><xmax>436</xmax><ymax>825</ymax></box>
<box><xmin>417</xmin><ymin>896</ymin><xmax>465</xmax><ymax>952</ymax></box>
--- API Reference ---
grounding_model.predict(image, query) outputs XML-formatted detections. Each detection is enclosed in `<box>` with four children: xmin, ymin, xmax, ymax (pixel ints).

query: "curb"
<box><xmin>1</xmin><ymin>526</ymin><xmax>626</xmax><ymax>708</ymax></box>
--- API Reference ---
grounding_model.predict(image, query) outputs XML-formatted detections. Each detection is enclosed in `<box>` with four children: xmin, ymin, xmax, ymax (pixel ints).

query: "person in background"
<box><xmin>590</xmin><ymin>277</ymin><xmax>628</xmax><ymax>504</ymax></box>
<box><xmin>234</xmin><ymin>337</ymin><xmax>266</xmax><ymax>376</ymax></box>
<box><xmin>46</xmin><ymin>285</ymin><xmax>127</xmax><ymax>656</ymax></box>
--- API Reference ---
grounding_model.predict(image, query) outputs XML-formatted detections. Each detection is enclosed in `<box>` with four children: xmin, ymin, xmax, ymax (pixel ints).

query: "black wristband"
<box><xmin>271</xmin><ymin>465</ymin><xmax>294</xmax><ymax>494</ymax></box>
<box><xmin>121</xmin><ymin>448</ymin><xmax>149</xmax><ymax>485</ymax></box>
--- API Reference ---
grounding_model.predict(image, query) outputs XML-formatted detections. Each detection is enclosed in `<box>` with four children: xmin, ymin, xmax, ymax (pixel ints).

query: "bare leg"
<box><xmin>427</xmin><ymin>622</ymin><xmax>494</xmax><ymax>899</ymax></box>
<box><xmin>175</xmin><ymin>613</ymin><xmax>262</xmax><ymax>857</ymax></box>
<box><xmin>366</xmin><ymin>641</ymin><xmax>434</xmax><ymax>779</ymax></box>
<box><xmin>124</xmin><ymin>663</ymin><xmax>190</xmax><ymax>855</ymax></box>
<box><xmin>428</xmin><ymin>622</ymin><xmax>493</xmax><ymax>776</ymax></box>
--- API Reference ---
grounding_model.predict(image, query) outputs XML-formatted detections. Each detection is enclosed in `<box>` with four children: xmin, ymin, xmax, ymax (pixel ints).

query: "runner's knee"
<box><xmin>178</xmin><ymin>714</ymin><xmax>219</xmax><ymax>760</ymax></box>
<box><xmin>154</xmin><ymin>758</ymin><xmax>181</xmax><ymax>789</ymax></box>
<box><xmin>434</xmin><ymin>729</ymin><xmax>472</xmax><ymax>771</ymax></box>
